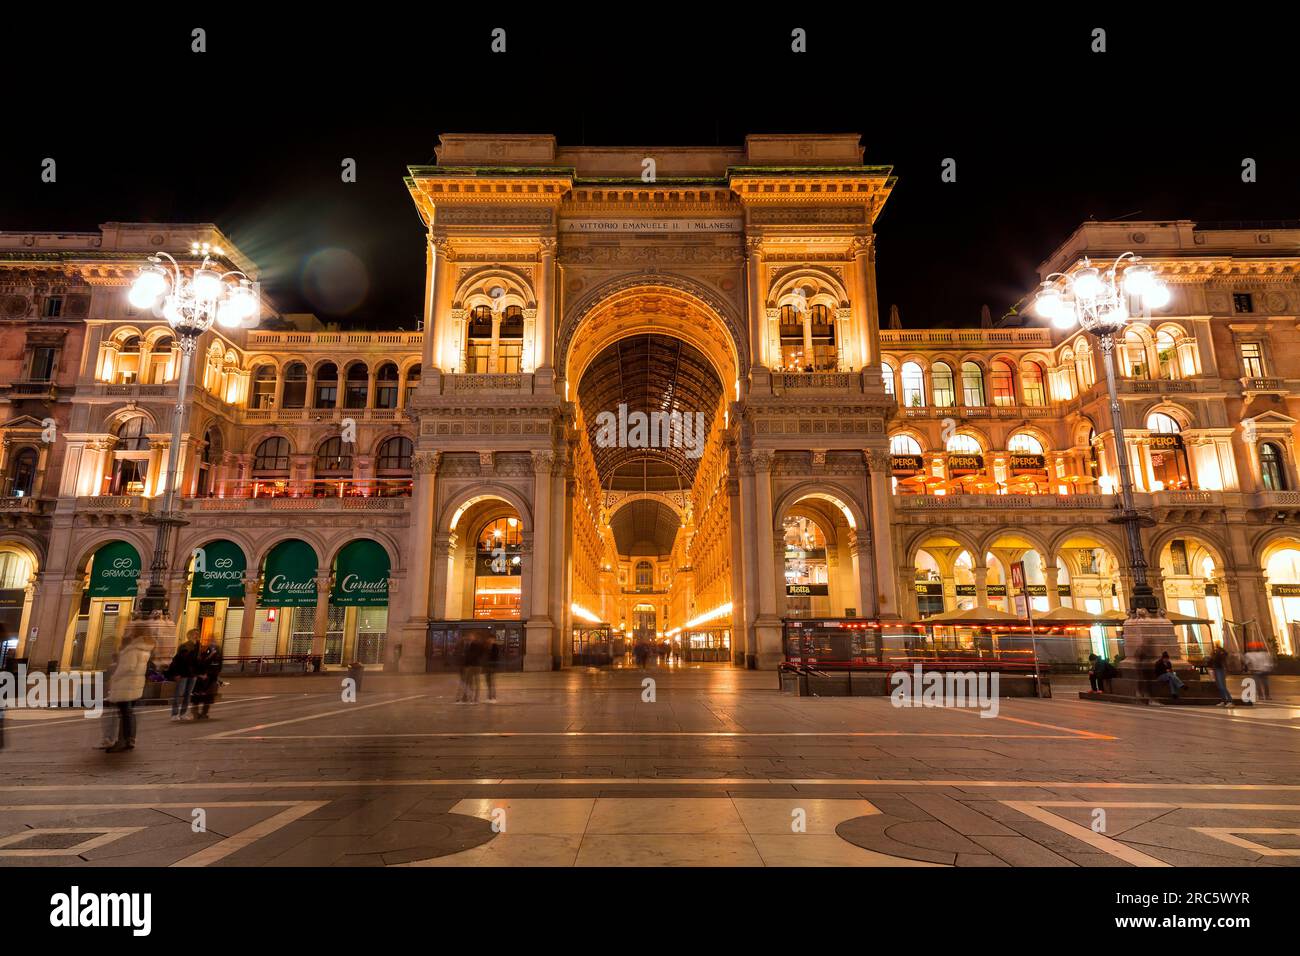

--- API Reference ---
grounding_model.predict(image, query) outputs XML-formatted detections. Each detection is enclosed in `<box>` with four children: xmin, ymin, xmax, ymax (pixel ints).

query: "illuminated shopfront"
<box><xmin>474</xmin><ymin>516</ymin><xmax>522</xmax><ymax>620</ymax></box>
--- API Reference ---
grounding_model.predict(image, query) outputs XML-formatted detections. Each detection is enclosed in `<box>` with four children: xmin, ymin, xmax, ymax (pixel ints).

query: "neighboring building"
<box><xmin>2</xmin><ymin>135</ymin><xmax>1299</xmax><ymax>673</ymax></box>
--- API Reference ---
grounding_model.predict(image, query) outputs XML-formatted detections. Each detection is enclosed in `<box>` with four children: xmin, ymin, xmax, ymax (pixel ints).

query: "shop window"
<box><xmin>1146</xmin><ymin>414</ymin><xmax>1191</xmax><ymax>490</ymax></box>
<box><xmin>474</xmin><ymin>516</ymin><xmax>522</xmax><ymax>620</ymax></box>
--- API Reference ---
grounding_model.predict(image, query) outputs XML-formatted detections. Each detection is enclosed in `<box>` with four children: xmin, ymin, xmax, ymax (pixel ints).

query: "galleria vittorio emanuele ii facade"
<box><xmin>2</xmin><ymin>133</ymin><xmax>1299</xmax><ymax>675</ymax></box>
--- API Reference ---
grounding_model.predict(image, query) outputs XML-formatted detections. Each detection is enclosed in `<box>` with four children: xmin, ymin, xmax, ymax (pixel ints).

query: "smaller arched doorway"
<box><xmin>329</xmin><ymin>539</ymin><xmax>391</xmax><ymax>666</ymax></box>
<box><xmin>254</xmin><ymin>539</ymin><xmax>319</xmax><ymax>659</ymax></box>
<box><xmin>67</xmin><ymin>540</ymin><xmax>142</xmax><ymax>670</ymax></box>
<box><xmin>0</xmin><ymin>544</ymin><xmax>37</xmax><ymax>667</ymax></box>
<box><xmin>183</xmin><ymin>539</ymin><xmax>248</xmax><ymax>654</ymax></box>
<box><xmin>1263</xmin><ymin>541</ymin><xmax>1300</xmax><ymax>655</ymax></box>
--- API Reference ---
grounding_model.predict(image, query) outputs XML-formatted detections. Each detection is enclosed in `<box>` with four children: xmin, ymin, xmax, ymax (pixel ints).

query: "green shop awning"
<box><xmin>88</xmin><ymin>541</ymin><xmax>142</xmax><ymax>598</ymax></box>
<box><xmin>260</xmin><ymin>539</ymin><xmax>318</xmax><ymax>608</ymax></box>
<box><xmin>190</xmin><ymin>539</ymin><xmax>247</xmax><ymax>599</ymax></box>
<box><xmin>331</xmin><ymin>539</ymin><xmax>390</xmax><ymax>607</ymax></box>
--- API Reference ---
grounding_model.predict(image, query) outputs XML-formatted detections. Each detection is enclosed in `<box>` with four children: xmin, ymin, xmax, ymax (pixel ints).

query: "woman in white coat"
<box><xmin>104</xmin><ymin>625</ymin><xmax>156</xmax><ymax>753</ymax></box>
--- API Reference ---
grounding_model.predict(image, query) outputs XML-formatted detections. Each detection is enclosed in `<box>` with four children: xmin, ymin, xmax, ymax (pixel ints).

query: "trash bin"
<box><xmin>346</xmin><ymin>663</ymin><xmax>364</xmax><ymax>694</ymax></box>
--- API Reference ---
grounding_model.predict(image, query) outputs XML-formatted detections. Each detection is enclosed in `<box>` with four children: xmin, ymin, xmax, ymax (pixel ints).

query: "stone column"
<box><xmin>1043</xmin><ymin>563</ymin><xmax>1062</xmax><ymax>610</ymax></box>
<box><xmin>727</xmin><ymin>475</ymin><xmax>748</xmax><ymax>666</ymax></box>
<box><xmin>237</xmin><ymin>574</ymin><xmax>260</xmax><ymax>657</ymax></box>
<box><xmin>524</xmin><ymin>450</ymin><xmax>555</xmax><ymax>670</ymax></box>
<box><xmin>750</xmin><ymin>451</ymin><xmax>783</xmax><ymax>667</ymax></box>
<box><xmin>851</xmin><ymin>234</ymin><xmax>879</xmax><ymax>371</ymax></box>
<box><xmin>311</xmin><ymin>571</ymin><xmax>332</xmax><ymax>660</ymax></box>
<box><xmin>847</xmin><ymin>530</ymin><xmax>874</xmax><ymax>621</ymax></box>
<box><xmin>865</xmin><ymin>451</ymin><xmax>898</xmax><ymax>618</ymax></box>
<box><xmin>744</xmin><ymin>237</ymin><xmax>767</xmax><ymax>370</ymax></box>
<box><xmin>974</xmin><ymin>566</ymin><xmax>990</xmax><ymax>609</ymax></box>
<box><xmin>396</xmin><ymin>451</ymin><xmax>439</xmax><ymax>671</ymax></box>
<box><xmin>535</xmin><ymin>237</ymin><xmax>556</xmax><ymax>375</ymax></box>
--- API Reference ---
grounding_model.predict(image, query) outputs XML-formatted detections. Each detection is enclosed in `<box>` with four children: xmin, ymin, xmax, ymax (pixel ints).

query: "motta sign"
<box><xmin>786</xmin><ymin>584</ymin><xmax>829</xmax><ymax>596</ymax></box>
<box><xmin>559</xmin><ymin>218</ymin><xmax>743</xmax><ymax>234</ymax></box>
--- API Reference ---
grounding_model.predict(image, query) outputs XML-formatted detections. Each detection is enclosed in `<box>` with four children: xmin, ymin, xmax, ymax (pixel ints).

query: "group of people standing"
<box><xmin>98</xmin><ymin>627</ymin><xmax>224</xmax><ymax>752</ymax></box>
<box><xmin>456</xmin><ymin>629</ymin><xmax>500</xmax><ymax>703</ymax></box>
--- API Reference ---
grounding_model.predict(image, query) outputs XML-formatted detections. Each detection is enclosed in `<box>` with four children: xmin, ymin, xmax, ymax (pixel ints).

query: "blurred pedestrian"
<box><xmin>166</xmin><ymin>628</ymin><xmax>200</xmax><ymax>721</ymax></box>
<box><xmin>190</xmin><ymin>632</ymin><xmax>224</xmax><ymax>719</ymax></box>
<box><xmin>457</xmin><ymin>631</ymin><xmax>484</xmax><ymax>703</ymax></box>
<box><xmin>104</xmin><ymin>624</ymin><xmax>156</xmax><ymax>753</ymax></box>
<box><xmin>1209</xmin><ymin>642</ymin><xmax>1235</xmax><ymax>707</ymax></box>
<box><xmin>483</xmin><ymin>632</ymin><xmax>500</xmax><ymax>703</ymax></box>
<box><xmin>1244</xmin><ymin>642</ymin><xmax>1274</xmax><ymax>701</ymax></box>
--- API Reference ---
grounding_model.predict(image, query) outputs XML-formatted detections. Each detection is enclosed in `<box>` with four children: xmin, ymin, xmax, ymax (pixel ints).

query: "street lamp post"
<box><xmin>127</xmin><ymin>242</ymin><xmax>258</xmax><ymax>653</ymax></box>
<box><xmin>1032</xmin><ymin>253</ymin><xmax>1170</xmax><ymax>615</ymax></box>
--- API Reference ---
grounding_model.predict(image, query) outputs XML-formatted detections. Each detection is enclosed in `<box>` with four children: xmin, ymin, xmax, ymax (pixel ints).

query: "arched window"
<box><xmin>498</xmin><ymin>306</ymin><xmax>524</xmax><ymax>374</ymax></box>
<box><xmin>280</xmin><ymin>362</ymin><xmax>307</xmax><ymax>408</ymax></box>
<box><xmin>1075</xmin><ymin>340</ymin><xmax>1095</xmax><ymax>388</ymax></box>
<box><xmin>1261</xmin><ymin>442</ymin><xmax>1288</xmax><ymax>491</ymax></box>
<box><xmin>946</xmin><ymin>433</ymin><xmax>982</xmax><ymax>454</ymax></box>
<box><xmin>635</xmin><ymin>560</ymin><xmax>654</xmax><ymax>589</ymax></box>
<box><xmin>147</xmin><ymin>336</ymin><xmax>173</xmax><ymax>383</ymax></box>
<box><xmin>1123</xmin><ymin>329</ymin><xmax>1149</xmax><ymax>378</ymax></box>
<box><xmin>890</xmin><ymin>433</ymin><xmax>923</xmax><ymax>455</ymax></box>
<box><xmin>880</xmin><ymin>362</ymin><xmax>896</xmax><ymax>397</ymax></box>
<box><xmin>1156</xmin><ymin>329</ymin><xmax>1180</xmax><ymax>380</ymax></box>
<box><xmin>1020</xmin><ymin>361</ymin><xmax>1046</xmax><ymax>406</ymax></box>
<box><xmin>1146</xmin><ymin>414</ymin><xmax>1191</xmax><ymax>490</ymax></box>
<box><xmin>1008</xmin><ymin>433</ymin><xmax>1044</xmax><ymax>454</ymax></box>
<box><xmin>252</xmin><ymin>436</ymin><xmax>291</xmax><ymax>476</ymax></box>
<box><xmin>314</xmin><ymin>363</ymin><xmax>338</xmax><ymax>409</ymax></box>
<box><xmin>808</xmin><ymin>304</ymin><xmax>836</xmax><ymax>371</ymax></box>
<box><xmin>116</xmin><ymin>336</ymin><xmax>142</xmax><ymax>384</ymax></box>
<box><xmin>375</xmin><ymin>363</ymin><xmax>400</xmax><ymax>409</ymax></box>
<box><xmin>344</xmin><ymin>362</ymin><xmax>368</xmax><ymax>409</ymax></box>
<box><xmin>474</xmin><ymin>515</ymin><xmax>523</xmax><ymax>619</ymax></box>
<box><xmin>110</xmin><ymin>416</ymin><xmax>150</xmax><ymax>495</ymax></box>
<box><xmin>376</xmin><ymin>436</ymin><xmax>413</xmax><ymax>475</ymax></box>
<box><xmin>961</xmin><ymin>361</ymin><xmax>986</xmax><ymax>406</ymax></box>
<box><xmin>931</xmin><ymin>362</ymin><xmax>955</xmax><ymax>407</ymax></box>
<box><xmin>195</xmin><ymin>427</ymin><xmax>220</xmax><ymax>497</ymax></box>
<box><xmin>1147</xmin><ymin>412</ymin><xmax>1182</xmax><ymax>434</ymax></box>
<box><xmin>900</xmin><ymin>361</ymin><xmax>926</xmax><ymax>407</ymax></box>
<box><xmin>315</xmin><ymin>437</ymin><xmax>353</xmax><ymax>477</ymax></box>
<box><xmin>251</xmin><ymin>365</ymin><xmax>277</xmax><ymax>409</ymax></box>
<box><xmin>990</xmin><ymin>360</ymin><xmax>1016</xmax><ymax>407</ymax></box>
<box><xmin>7</xmin><ymin>447</ymin><xmax>38</xmax><ymax>498</ymax></box>
<box><xmin>403</xmin><ymin>364</ymin><xmax>421</xmax><ymax>407</ymax></box>
<box><xmin>467</xmin><ymin>306</ymin><xmax>494</xmax><ymax>373</ymax></box>
<box><xmin>114</xmin><ymin>416</ymin><xmax>149</xmax><ymax>452</ymax></box>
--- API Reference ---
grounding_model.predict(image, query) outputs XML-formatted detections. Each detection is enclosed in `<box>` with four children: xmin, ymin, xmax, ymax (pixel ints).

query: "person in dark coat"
<box><xmin>483</xmin><ymin>632</ymin><xmax>500</xmax><ymax>703</ymax></box>
<box><xmin>456</xmin><ymin>631</ymin><xmax>485</xmax><ymax>703</ymax></box>
<box><xmin>1209</xmin><ymin>643</ymin><xmax>1235</xmax><ymax>707</ymax></box>
<box><xmin>189</xmin><ymin>633</ymin><xmax>224</xmax><ymax>719</ymax></box>
<box><xmin>166</xmin><ymin>629</ymin><xmax>201</xmax><ymax>721</ymax></box>
<box><xmin>1153</xmin><ymin>651</ymin><xmax>1185</xmax><ymax>700</ymax></box>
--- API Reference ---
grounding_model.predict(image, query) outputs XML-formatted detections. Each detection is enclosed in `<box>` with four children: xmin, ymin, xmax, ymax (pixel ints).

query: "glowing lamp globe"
<box><xmin>1052</xmin><ymin>302</ymin><xmax>1079</xmax><ymax>330</ymax></box>
<box><xmin>1143</xmin><ymin>283</ymin><xmax>1171</xmax><ymax>309</ymax></box>
<box><xmin>128</xmin><ymin>267</ymin><xmax>168</xmax><ymax>309</ymax></box>
<box><xmin>191</xmin><ymin>268</ymin><xmax>223</xmax><ymax>300</ymax></box>
<box><xmin>1072</xmin><ymin>266</ymin><xmax>1103</xmax><ymax>300</ymax></box>
<box><xmin>1122</xmin><ymin>264</ymin><xmax>1155</xmax><ymax>297</ymax></box>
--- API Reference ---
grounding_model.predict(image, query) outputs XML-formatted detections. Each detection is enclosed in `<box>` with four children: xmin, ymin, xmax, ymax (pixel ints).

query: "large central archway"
<box><xmin>564</xmin><ymin>286</ymin><xmax>738</xmax><ymax>666</ymax></box>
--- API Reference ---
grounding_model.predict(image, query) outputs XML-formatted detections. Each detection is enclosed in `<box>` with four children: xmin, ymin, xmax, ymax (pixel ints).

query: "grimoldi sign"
<box><xmin>559</xmin><ymin>218</ymin><xmax>743</xmax><ymax>234</ymax></box>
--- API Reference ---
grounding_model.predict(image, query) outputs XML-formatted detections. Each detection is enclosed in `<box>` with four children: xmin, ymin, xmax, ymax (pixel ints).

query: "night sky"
<box><xmin>5</xmin><ymin>11</ymin><xmax>1297</xmax><ymax>329</ymax></box>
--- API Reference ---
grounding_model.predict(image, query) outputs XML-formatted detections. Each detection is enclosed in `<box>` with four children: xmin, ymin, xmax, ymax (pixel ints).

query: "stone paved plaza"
<box><xmin>2</xmin><ymin>667</ymin><xmax>1300</xmax><ymax>867</ymax></box>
